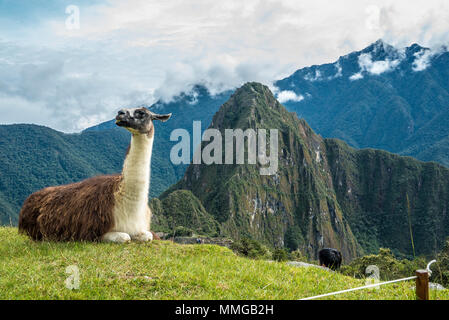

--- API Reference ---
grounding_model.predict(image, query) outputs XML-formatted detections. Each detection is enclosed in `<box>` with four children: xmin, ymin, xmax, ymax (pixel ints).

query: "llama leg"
<box><xmin>102</xmin><ymin>232</ymin><xmax>131</xmax><ymax>243</ymax></box>
<box><xmin>130</xmin><ymin>231</ymin><xmax>153</xmax><ymax>242</ymax></box>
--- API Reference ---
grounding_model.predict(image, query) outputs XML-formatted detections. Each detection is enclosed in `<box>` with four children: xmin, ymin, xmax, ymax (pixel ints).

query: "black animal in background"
<box><xmin>319</xmin><ymin>248</ymin><xmax>342</xmax><ymax>270</ymax></box>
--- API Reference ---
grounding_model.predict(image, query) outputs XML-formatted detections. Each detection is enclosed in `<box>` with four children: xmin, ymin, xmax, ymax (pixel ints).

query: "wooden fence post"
<box><xmin>415</xmin><ymin>269</ymin><xmax>429</xmax><ymax>300</ymax></box>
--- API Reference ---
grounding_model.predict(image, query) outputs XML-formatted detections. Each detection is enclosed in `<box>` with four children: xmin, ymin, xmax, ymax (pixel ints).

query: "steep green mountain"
<box><xmin>274</xmin><ymin>40</ymin><xmax>449</xmax><ymax>167</ymax></box>
<box><xmin>161</xmin><ymin>82</ymin><xmax>360</xmax><ymax>260</ymax></box>
<box><xmin>325</xmin><ymin>139</ymin><xmax>449</xmax><ymax>258</ymax></box>
<box><xmin>159</xmin><ymin>82</ymin><xmax>449</xmax><ymax>261</ymax></box>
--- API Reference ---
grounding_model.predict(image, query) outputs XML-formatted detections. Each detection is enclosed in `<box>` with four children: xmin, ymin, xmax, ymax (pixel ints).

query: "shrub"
<box><xmin>167</xmin><ymin>226</ymin><xmax>193</xmax><ymax>238</ymax></box>
<box><xmin>273</xmin><ymin>248</ymin><xmax>289</xmax><ymax>262</ymax></box>
<box><xmin>290</xmin><ymin>249</ymin><xmax>309</xmax><ymax>262</ymax></box>
<box><xmin>230</xmin><ymin>238</ymin><xmax>271</xmax><ymax>260</ymax></box>
<box><xmin>340</xmin><ymin>248</ymin><xmax>426</xmax><ymax>281</ymax></box>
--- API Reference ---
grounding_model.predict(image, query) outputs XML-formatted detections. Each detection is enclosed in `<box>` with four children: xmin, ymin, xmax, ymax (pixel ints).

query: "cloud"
<box><xmin>304</xmin><ymin>70</ymin><xmax>322</xmax><ymax>82</ymax></box>
<box><xmin>349</xmin><ymin>72</ymin><xmax>364</xmax><ymax>81</ymax></box>
<box><xmin>358</xmin><ymin>52</ymin><xmax>402</xmax><ymax>75</ymax></box>
<box><xmin>275</xmin><ymin>90</ymin><xmax>304</xmax><ymax>103</ymax></box>
<box><xmin>0</xmin><ymin>40</ymin><xmax>157</xmax><ymax>132</ymax></box>
<box><xmin>412</xmin><ymin>46</ymin><xmax>448</xmax><ymax>71</ymax></box>
<box><xmin>329</xmin><ymin>62</ymin><xmax>343</xmax><ymax>80</ymax></box>
<box><xmin>1</xmin><ymin>0</ymin><xmax>449</xmax><ymax>131</ymax></box>
<box><xmin>413</xmin><ymin>49</ymin><xmax>433</xmax><ymax>71</ymax></box>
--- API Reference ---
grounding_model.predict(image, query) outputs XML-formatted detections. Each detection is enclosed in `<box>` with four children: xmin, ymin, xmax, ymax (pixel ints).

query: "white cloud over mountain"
<box><xmin>412</xmin><ymin>47</ymin><xmax>448</xmax><ymax>72</ymax></box>
<box><xmin>358</xmin><ymin>52</ymin><xmax>402</xmax><ymax>75</ymax></box>
<box><xmin>276</xmin><ymin>90</ymin><xmax>304</xmax><ymax>103</ymax></box>
<box><xmin>1</xmin><ymin>0</ymin><xmax>449</xmax><ymax>131</ymax></box>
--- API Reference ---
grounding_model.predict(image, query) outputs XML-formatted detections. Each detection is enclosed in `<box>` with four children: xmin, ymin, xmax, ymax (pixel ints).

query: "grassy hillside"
<box><xmin>1</xmin><ymin>227</ymin><xmax>448</xmax><ymax>300</ymax></box>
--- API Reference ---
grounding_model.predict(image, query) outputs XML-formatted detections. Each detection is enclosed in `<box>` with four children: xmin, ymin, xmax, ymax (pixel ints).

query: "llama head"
<box><xmin>115</xmin><ymin>107</ymin><xmax>171</xmax><ymax>136</ymax></box>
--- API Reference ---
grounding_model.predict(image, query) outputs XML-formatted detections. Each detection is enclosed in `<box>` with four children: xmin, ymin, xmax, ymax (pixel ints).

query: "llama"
<box><xmin>18</xmin><ymin>107</ymin><xmax>171</xmax><ymax>243</ymax></box>
<box><xmin>319</xmin><ymin>248</ymin><xmax>342</xmax><ymax>270</ymax></box>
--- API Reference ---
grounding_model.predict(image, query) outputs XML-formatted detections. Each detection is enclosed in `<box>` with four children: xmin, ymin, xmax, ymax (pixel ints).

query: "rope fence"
<box><xmin>299</xmin><ymin>260</ymin><xmax>436</xmax><ymax>300</ymax></box>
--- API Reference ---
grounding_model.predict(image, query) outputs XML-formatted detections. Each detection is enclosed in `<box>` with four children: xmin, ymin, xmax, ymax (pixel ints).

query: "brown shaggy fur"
<box><xmin>18</xmin><ymin>175</ymin><xmax>122</xmax><ymax>241</ymax></box>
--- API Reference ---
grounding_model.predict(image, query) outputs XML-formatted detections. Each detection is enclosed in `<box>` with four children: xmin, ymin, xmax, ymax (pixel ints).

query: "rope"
<box><xmin>299</xmin><ymin>259</ymin><xmax>437</xmax><ymax>300</ymax></box>
<box><xmin>299</xmin><ymin>276</ymin><xmax>417</xmax><ymax>300</ymax></box>
<box><xmin>427</xmin><ymin>260</ymin><xmax>436</xmax><ymax>275</ymax></box>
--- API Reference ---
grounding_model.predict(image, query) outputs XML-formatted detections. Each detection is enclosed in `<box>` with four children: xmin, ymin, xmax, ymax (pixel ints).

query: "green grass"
<box><xmin>1</xmin><ymin>227</ymin><xmax>448</xmax><ymax>300</ymax></box>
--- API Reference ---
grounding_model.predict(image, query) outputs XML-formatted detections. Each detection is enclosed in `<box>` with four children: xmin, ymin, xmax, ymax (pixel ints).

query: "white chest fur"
<box><xmin>112</xmin><ymin>134</ymin><xmax>153</xmax><ymax>235</ymax></box>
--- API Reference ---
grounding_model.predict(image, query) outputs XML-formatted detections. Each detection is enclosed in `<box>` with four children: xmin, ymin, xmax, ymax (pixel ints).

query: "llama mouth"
<box><xmin>115</xmin><ymin>119</ymin><xmax>129</xmax><ymax>127</ymax></box>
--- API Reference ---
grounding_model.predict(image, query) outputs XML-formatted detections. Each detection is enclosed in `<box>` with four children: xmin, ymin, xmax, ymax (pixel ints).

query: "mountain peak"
<box><xmin>372</xmin><ymin>38</ymin><xmax>390</xmax><ymax>48</ymax></box>
<box><xmin>409</xmin><ymin>43</ymin><xmax>424</xmax><ymax>50</ymax></box>
<box><xmin>228</xmin><ymin>82</ymin><xmax>278</xmax><ymax>110</ymax></box>
<box><xmin>210</xmin><ymin>82</ymin><xmax>285</xmax><ymax>130</ymax></box>
<box><xmin>360</xmin><ymin>39</ymin><xmax>399</xmax><ymax>59</ymax></box>
<box><xmin>236</xmin><ymin>82</ymin><xmax>271</xmax><ymax>96</ymax></box>
<box><xmin>232</xmin><ymin>82</ymin><xmax>280</xmax><ymax>109</ymax></box>
<box><xmin>165</xmin><ymin>81</ymin><xmax>359</xmax><ymax>259</ymax></box>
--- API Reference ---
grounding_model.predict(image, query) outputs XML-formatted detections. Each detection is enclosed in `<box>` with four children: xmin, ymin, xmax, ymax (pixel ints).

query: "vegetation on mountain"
<box><xmin>161</xmin><ymin>82</ymin><xmax>449</xmax><ymax>261</ymax></box>
<box><xmin>164</xmin><ymin>82</ymin><xmax>360</xmax><ymax>260</ymax></box>
<box><xmin>3</xmin><ymin>81</ymin><xmax>449</xmax><ymax>263</ymax></box>
<box><xmin>325</xmin><ymin>138</ymin><xmax>449</xmax><ymax>259</ymax></box>
<box><xmin>150</xmin><ymin>190</ymin><xmax>220</xmax><ymax>237</ymax></box>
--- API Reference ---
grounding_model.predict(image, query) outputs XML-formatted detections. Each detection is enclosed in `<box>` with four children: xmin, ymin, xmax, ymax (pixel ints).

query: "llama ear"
<box><xmin>152</xmin><ymin>113</ymin><xmax>172</xmax><ymax>122</ymax></box>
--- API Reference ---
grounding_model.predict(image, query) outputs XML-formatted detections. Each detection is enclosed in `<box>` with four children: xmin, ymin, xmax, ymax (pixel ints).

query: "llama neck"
<box><xmin>120</xmin><ymin>133</ymin><xmax>153</xmax><ymax>204</ymax></box>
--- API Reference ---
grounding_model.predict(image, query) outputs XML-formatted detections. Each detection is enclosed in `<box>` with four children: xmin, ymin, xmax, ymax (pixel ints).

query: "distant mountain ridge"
<box><xmin>274</xmin><ymin>40</ymin><xmax>449</xmax><ymax>166</ymax></box>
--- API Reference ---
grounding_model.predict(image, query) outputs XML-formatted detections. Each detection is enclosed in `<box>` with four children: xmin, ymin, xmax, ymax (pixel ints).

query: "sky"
<box><xmin>1</xmin><ymin>0</ymin><xmax>449</xmax><ymax>132</ymax></box>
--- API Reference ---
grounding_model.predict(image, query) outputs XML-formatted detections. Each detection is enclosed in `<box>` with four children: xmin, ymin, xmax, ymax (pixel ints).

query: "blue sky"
<box><xmin>1</xmin><ymin>0</ymin><xmax>449</xmax><ymax>131</ymax></box>
<box><xmin>0</xmin><ymin>0</ymin><xmax>103</xmax><ymax>38</ymax></box>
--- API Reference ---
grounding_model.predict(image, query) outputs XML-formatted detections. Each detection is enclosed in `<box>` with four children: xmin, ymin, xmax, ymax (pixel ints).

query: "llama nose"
<box><xmin>116</xmin><ymin>110</ymin><xmax>128</xmax><ymax>120</ymax></box>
